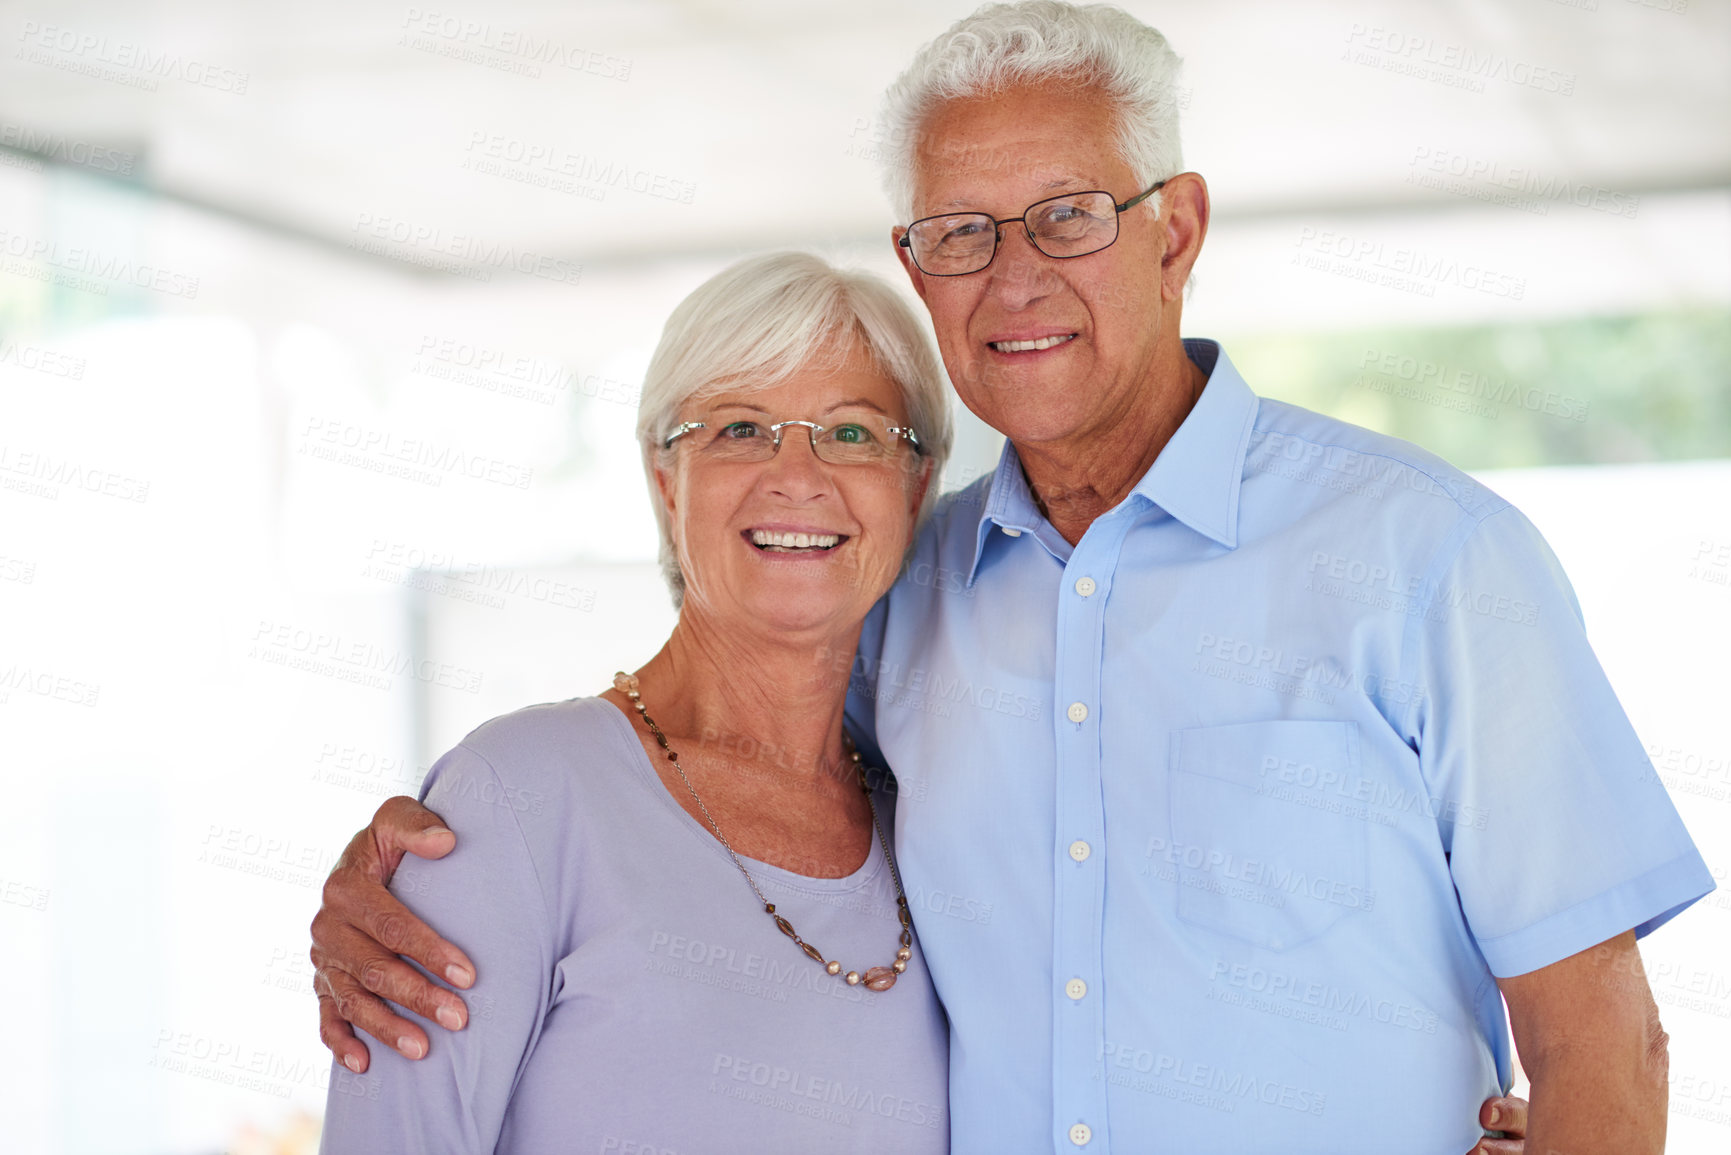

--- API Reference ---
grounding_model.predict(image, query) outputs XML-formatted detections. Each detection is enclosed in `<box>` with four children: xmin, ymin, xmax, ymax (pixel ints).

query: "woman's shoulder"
<box><xmin>424</xmin><ymin>695</ymin><xmax>641</xmax><ymax>814</ymax></box>
<box><xmin>458</xmin><ymin>694</ymin><xmax>629</xmax><ymax>761</ymax></box>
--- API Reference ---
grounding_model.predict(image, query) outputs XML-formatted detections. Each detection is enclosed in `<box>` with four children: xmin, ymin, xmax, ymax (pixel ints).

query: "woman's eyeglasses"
<box><xmin>663</xmin><ymin>415</ymin><xmax>922</xmax><ymax>466</ymax></box>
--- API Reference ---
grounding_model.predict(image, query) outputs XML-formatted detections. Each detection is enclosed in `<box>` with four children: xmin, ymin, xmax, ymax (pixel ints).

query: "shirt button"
<box><xmin>1002</xmin><ymin>526</ymin><xmax>1022</xmax><ymax>537</ymax></box>
<box><xmin>1065</xmin><ymin>978</ymin><xmax>1087</xmax><ymax>1000</ymax></box>
<box><xmin>1066</xmin><ymin>701</ymin><xmax>1089</xmax><ymax>724</ymax></box>
<box><xmin>1069</xmin><ymin>1122</ymin><xmax>1092</xmax><ymax>1146</ymax></box>
<box><xmin>1068</xmin><ymin>839</ymin><xmax>1091</xmax><ymax>862</ymax></box>
<box><xmin>1074</xmin><ymin>576</ymin><xmax>1097</xmax><ymax>597</ymax></box>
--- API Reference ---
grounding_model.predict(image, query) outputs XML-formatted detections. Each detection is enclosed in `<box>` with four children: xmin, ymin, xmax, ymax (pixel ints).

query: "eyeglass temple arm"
<box><xmin>1116</xmin><ymin>179</ymin><xmax>1168</xmax><ymax>213</ymax></box>
<box><xmin>663</xmin><ymin>421</ymin><xmax>706</xmax><ymax>448</ymax></box>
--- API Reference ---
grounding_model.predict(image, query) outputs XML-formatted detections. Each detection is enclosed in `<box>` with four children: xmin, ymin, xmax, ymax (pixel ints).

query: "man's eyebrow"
<box><xmin>935</xmin><ymin>177</ymin><xmax>1098</xmax><ymax>211</ymax></box>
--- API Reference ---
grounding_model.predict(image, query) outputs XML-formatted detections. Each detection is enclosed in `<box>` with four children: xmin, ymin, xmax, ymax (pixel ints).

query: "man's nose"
<box><xmin>986</xmin><ymin>226</ymin><xmax>1059</xmax><ymax>309</ymax></box>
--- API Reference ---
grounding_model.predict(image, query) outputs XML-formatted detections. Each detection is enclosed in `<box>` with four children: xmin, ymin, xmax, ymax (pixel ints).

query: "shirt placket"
<box><xmin>1049</xmin><ymin>502</ymin><xmax>1139</xmax><ymax>1152</ymax></box>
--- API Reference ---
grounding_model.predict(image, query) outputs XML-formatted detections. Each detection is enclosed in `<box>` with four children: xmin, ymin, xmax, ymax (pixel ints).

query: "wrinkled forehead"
<box><xmin>908</xmin><ymin>85</ymin><xmax>1129</xmax><ymax>208</ymax></box>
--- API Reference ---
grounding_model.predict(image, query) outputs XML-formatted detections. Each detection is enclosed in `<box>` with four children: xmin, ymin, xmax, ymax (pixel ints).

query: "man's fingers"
<box><xmin>354</xmin><ymin>881</ymin><xmax>475</xmax><ymax>991</ymax></box>
<box><xmin>1468</xmin><ymin>1093</ymin><xmax>1530</xmax><ymax>1154</ymax></box>
<box><xmin>316</xmin><ymin>979</ymin><xmax>371</xmax><ymax>1073</ymax></box>
<box><xmin>318</xmin><ymin>911</ymin><xmax>470</xmax><ymax>1030</ymax></box>
<box><xmin>374</xmin><ymin>794</ymin><xmax>456</xmax><ymax>866</ymax></box>
<box><xmin>317</xmin><ymin>963</ymin><xmax>433</xmax><ymax>1061</ymax></box>
<box><xmin>1480</xmin><ymin>1094</ymin><xmax>1529</xmax><ymax>1136</ymax></box>
<box><xmin>318</xmin><ymin>836</ymin><xmax>475</xmax><ymax>990</ymax></box>
<box><xmin>1468</xmin><ymin>1141</ymin><xmax>1523</xmax><ymax>1155</ymax></box>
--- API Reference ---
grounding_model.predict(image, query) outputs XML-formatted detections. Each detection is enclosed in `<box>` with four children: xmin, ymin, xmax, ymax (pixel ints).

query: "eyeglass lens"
<box><xmin>907</xmin><ymin>191</ymin><xmax>1119</xmax><ymax>275</ymax></box>
<box><xmin>695</xmin><ymin>418</ymin><xmax>903</xmax><ymax>465</ymax></box>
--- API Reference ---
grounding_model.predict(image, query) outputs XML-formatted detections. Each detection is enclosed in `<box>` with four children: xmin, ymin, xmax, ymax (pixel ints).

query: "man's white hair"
<box><xmin>879</xmin><ymin>1</ymin><xmax>1185</xmax><ymax>223</ymax></box>
<box><xmin>637</xmin><ymin>251</ymin><xmax>953</xmax><ymax>607</ymax></box>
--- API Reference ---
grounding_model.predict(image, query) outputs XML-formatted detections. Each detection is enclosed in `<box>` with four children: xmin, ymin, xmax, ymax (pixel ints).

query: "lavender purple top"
<box><xmin>319</xmin><ymin>696</ymin><xmax>949</xmax><ymax>1153</ymax></box>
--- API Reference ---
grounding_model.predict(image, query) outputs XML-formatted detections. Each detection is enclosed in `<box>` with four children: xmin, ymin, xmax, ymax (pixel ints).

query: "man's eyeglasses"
<box><xmin>898</xmin><ymin>179</ymin><xmax>1167</xmax><ymax>277</ymax></box>
<box><xmin>663</xmin><ymin>415</ymin><xmax>922</xmax><ymax>466</ymax></box>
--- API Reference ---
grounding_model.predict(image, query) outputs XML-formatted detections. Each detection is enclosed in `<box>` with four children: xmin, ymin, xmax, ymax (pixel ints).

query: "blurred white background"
<box><xmin>1</xmin><ymin>0</ymin><xmax>1727</xmax><ymax>1151</ymax></box>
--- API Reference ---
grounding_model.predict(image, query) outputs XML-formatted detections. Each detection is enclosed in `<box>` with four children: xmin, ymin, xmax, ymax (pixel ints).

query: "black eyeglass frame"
<box><xmin>897</xmin><ymin>179</ymin><xmax>1169</xmax><ymax>277</ymax></box>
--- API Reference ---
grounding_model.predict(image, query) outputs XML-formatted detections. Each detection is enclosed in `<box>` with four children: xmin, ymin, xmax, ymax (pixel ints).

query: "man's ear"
<box><xmin>1158</xmin><ymin>172</ymin><xmax>1210</xmax><ymax>304</ymax></box>
<box><xmin>891</xmin><ymin>227</ymin><xmax>929</xmax><ymax>302</ymax></box>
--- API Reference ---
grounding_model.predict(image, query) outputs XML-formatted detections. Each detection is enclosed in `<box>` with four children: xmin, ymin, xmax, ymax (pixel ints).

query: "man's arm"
<box><xmin>1495</xmin><ymin>930</ymin><xmax>1669</xmax><ymax>1154</ymax></box>
<box><xmin>311</xmin><ymin>794</ymin><xmax>478</xmax><ymax>1072</ymax></box>
<box><xmin>311</xmin><ymin>798</ymin><xmax>1539</xmax><ymax>1149</ymax></box>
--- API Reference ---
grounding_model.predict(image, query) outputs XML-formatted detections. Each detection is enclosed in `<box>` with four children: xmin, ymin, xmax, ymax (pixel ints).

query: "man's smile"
<box><xmin>988</xmin><ymin>333</ymin><xmax>1077</xmax><ymax>353</ymax></box>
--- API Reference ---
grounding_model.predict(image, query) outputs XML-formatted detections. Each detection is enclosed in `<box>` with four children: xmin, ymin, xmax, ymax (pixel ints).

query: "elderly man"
<box><xmin>311</xmin><ymin>3</ymin><xmax>1710</xmax><ymax>1152</ymax></box>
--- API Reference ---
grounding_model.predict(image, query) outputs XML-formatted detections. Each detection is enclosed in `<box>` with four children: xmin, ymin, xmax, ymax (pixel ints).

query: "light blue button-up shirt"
<box><xmin>846</xmin><ymin>339</ymin><xmax>1713</xmax><ymax>1155</ymax></box>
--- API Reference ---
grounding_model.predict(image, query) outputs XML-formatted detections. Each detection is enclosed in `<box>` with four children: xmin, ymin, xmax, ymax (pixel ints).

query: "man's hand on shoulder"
<box><xmin>310</xmin><ymin>794</ymin><xmax>476</xmax><ymax>1073</ymax></box>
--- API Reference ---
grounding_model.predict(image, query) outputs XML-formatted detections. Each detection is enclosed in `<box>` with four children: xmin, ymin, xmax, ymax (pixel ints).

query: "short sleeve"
<box><xmin>1409</xmin><ymin>504</ymin><xmax>1714</xmax><ymax>978</ymax></box>
<box><xmin>319</xmin><ymin>743</ymin><xmax>555</xmax><ymax>1153</ymax></box>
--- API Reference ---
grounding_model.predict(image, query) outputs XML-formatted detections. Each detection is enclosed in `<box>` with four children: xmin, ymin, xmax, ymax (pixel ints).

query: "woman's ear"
<box><xmin>909</xmin><ymin>454</ymin><xmax>935</xmax><ymax>517</ymax></box>
<box><xmin>654</xmin><ymin>458</ymin><xmax>677</xmax><ymax>522</ymax></box>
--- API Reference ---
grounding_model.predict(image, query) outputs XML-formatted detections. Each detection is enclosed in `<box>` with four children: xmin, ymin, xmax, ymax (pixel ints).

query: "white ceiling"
<box><xmin>4</xmin><ymin>0</ymin><xmax>1727</xmax><ymax>273</ymax></box>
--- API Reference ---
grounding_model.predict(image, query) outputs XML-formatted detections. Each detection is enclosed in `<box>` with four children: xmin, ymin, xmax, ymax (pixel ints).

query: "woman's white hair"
<box><xmin>879</xmin><ymin>1</ymin><xmax>1185</xmax><ymax>223</ymax></box>
<box><xmin>637</xmin><ymin>250</ymin><xmax>953</xmax><ymax>607</ymax></box>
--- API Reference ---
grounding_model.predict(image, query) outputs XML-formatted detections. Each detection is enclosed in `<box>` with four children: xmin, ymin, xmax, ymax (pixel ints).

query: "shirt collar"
<box><xmin>966</xmin><ymin>338</ymin><xmax>1259</xmax><ymax>586</ymax></box>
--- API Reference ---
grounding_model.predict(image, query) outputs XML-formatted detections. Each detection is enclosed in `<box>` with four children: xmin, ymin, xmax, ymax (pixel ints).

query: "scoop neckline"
<box><xmin>592</xmin><ymin>696</ymin><xmax>892</xmax><ymax>896</ymax></box>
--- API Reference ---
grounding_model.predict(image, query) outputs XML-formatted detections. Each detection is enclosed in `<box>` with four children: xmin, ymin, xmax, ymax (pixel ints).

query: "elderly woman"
<box><xmin>318</xmin><ymin>251</ymin><xmax>953</xmax><ymax>1151</ymax></box>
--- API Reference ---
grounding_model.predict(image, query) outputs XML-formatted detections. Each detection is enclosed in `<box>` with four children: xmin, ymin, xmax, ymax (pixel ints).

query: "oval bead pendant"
<box><xmin>863</xmin><ymin>966</ymin><xmax>897</xmax><ymax>991</ymax></box>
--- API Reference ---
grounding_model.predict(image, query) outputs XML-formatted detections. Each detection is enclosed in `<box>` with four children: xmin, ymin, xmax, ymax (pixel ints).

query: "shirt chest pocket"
<box><xmin>1166</xmin><ymin>720</ymin><xmax>1369</xmax><ymax>952</ymax></box>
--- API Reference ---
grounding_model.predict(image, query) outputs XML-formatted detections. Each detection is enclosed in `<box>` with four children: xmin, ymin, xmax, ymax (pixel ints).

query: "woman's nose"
<box><xmin>761</xmin><ymin>427</ymin><xmax>829</xmax><ymax>498</ymax></box>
